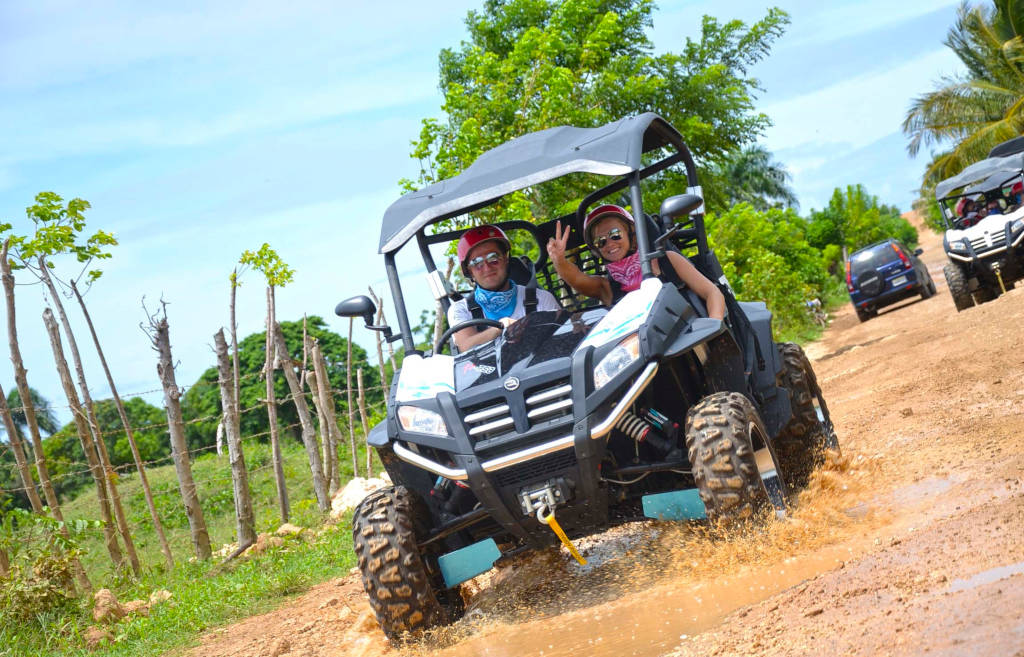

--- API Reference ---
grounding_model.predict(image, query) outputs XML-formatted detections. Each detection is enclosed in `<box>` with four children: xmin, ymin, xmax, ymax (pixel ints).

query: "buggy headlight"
<box><xmin>397</xmin><ymin>405</ymin><xmax>448</xmax><ymax>436</ymax></box>
<box><xmin>593</xmin><ymin>333</ymin><xmax>641</xmax><ymax>390</ymax></box>
<box><xmin>1011</xmin><ymin>219</ymin><xmax>1024</xmax><ymax>233</ymax></box>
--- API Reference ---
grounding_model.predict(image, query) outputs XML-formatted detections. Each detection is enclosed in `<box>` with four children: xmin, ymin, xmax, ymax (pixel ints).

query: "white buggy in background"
<box><xmin>935</xmin><ymin>138</ymin><xmax>1024</xmax><ymax>310</ymax></box>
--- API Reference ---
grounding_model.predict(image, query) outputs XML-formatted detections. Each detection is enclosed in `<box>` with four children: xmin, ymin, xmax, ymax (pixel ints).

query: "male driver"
<box><xmin>447</xmin><ymin>225</ymin><xmax>560</xmax><ymax>351</ymax></box>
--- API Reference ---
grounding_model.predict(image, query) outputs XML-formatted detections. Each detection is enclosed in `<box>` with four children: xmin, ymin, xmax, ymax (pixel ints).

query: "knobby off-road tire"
<box><xmin>352</xmin><ymin>486</ymin><xmax>449</xmax><ymax>641</ymax></box>
<box><xmin>685</xmin><ymin>392</ymin><xmax>779</xmax><ymax>523</ymax></box>
<box><xmin>920</xmin><ymin>277</ymin><xmax>935</xmax><ymax>300</ymax></box>
<box><xmin>943</xmin><ymin>262</ymin><xmax>974</xmax><ymax>312</ymax></box>
<box><xmin>775</xmin><ymin>342</ymin><xmax>837</xmax><ymax>490</ymax></box>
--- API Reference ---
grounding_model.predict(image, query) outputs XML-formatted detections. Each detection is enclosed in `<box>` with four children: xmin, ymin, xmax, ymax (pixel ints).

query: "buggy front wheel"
<box><xmin>685</xmin><ymin>392</ymin><xmax>789</xmax><ymax>523</ymax></box>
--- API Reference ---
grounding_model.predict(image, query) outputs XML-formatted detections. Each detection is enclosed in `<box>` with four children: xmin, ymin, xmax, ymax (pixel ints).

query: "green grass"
<box><xmin>2</xmin><ymin>439</ymin><xmax>364</xmax><ymax>657</ymax></box>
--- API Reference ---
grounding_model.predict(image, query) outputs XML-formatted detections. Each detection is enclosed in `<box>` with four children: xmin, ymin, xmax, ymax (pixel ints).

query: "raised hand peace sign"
<box><xmin>546</xmin><ymin>220</ymin><xmax>572</xmax><ymax>263</ymax></box>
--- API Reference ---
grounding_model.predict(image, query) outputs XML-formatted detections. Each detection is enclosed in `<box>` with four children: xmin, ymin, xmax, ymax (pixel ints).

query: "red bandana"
<box><xmin>606</xmin><ymin>252</ymin><xmax>642</xmax><ymax>292</ymax></box>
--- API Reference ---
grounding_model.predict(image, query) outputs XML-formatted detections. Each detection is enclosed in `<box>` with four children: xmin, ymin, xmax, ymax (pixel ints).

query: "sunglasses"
<box><xmin>467</xmin><ymin>251</ymin><xmax>505</xmax><ymax>271</ymax></box>
<box><xmin>593</xmin><ymin>227</ymin><xmax>624</xmax><ymax>249</ymax></box>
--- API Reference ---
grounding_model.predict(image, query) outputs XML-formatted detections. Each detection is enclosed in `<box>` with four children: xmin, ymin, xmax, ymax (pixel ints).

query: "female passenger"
<box><xmin>546</xmin><ymin>204</ymin><xmax>725</xmax><ymax>319</ymax></box>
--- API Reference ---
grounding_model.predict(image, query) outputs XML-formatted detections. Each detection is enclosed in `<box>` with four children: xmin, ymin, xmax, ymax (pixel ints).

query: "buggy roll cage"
<box><xmin>377</xmin><ymin>114</ymin><xmax>708</xmax><ymax>355</ymax></box>
<box><xmin>935</xmin><ymin>152</ymin><xmax>1024</xmax><ymax>229</ymax></box>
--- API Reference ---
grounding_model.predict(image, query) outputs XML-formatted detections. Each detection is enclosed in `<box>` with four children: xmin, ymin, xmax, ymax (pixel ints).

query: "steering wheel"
<box><xmin>434</xmin><ymin>318</ymin><xmax>503</xmax><ymax>355</ymax></box>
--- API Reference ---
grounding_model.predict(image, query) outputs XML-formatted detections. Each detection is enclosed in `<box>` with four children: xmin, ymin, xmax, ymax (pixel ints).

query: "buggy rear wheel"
<box><xmin>685</xmin><ymin>392</ymin><xmax>789</xmax><ymax>523</ymax></box>
<box><xmin>352</xmin><ymin>486</ymin><xmax>457</xmax><ymax>641</ymax></box>
<box><xmin>775</xmin><ymin>342</ymin><xmax>839</xmax><ymax>489</ymax></box>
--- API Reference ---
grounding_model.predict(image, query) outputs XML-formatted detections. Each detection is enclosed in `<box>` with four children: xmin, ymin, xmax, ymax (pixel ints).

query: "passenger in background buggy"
<box><xmin>546</xmin><ymin>204</ymin><xmax>725</xmax><ymax>319</ymax></box>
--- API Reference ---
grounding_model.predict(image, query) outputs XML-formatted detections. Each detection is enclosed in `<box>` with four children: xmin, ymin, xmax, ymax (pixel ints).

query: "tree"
<box><xmin>903</xmin><ymin>0</ymin><xmax>1024</xmax><ymax>187</ymax></box>
<box><xmin>145</xmin><ymin>302</ymin><xmax>211</xmax><ymax>560</ymax></box>
<box><xmin>11</xmin><ymin>191</ymin><xmax>140</xmax><ymax>575</ymax></box>
<box><xmin>806</xmin><ymin>185</ymin><xmax>918</xmax><ymax>265</ymax></box>
<box><xmin>406</xmin><ymin>0</ymin><xmax>789</xmax><ymax>222</ymax></box>
<box><xmin>705</xmin><ymin>204</ymin><xmax>827</xmax><ymax>334</ymax></box>
<box><xmin>706</xmin><ymin>144</ymin><xmax>798</xmax><ymax>213</ymax></box>
<box><xmin>238</xmin><ymin>244</ymin><xmax>294</xmax><ymax>523</ymax></box>
<box><xmin>6</xmin><ymin>388</ymin><xmax>58</xmax><ymax>438</ymax></box>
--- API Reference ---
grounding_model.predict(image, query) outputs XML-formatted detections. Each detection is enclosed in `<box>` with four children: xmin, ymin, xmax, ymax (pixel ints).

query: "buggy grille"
<box><xmin>970</xmin><ymin>232</ymin><xmax>1005</xmax><ymax>254</ymax></box>
<box><xmin>492</xmin><ymin>449</ymin><xmax>577</xmax><ymax>488</ymax></box>
<box><xmin>464</xmin><ymin>379</ymin><xmax>573</xmax><ymax>442</ymax></box>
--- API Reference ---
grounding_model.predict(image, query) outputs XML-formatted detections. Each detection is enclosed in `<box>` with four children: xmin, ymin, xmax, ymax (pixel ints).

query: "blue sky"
<box><xmin>1</xmin><ymin>0</ymin><xmax>962</xmax><ymax>424</ymax></box>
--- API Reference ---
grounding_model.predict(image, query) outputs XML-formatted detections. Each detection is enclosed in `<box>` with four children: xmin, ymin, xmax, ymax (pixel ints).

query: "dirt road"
<box><xmin>182</xmin><ymin>218</ymin><xmax>1024</xmax><ymax>657</ymax></box>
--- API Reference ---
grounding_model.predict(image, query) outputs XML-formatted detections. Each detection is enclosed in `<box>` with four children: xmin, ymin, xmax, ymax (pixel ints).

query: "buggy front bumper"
<box><xmin>391</xmin><ymin>361</ymin><xmax>659</xmax><ymax>480</ymax></box>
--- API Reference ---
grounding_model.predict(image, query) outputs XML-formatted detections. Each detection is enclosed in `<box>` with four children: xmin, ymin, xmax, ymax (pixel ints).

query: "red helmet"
<box><xmin>457</xmin><ymin>225</ymin><xmax>510</xmax><ymax>276</ymax></box>
<box><xmin>583</xmin><ymin>204</ymin><xmax>635</xmax><ymax>245</ymax></box>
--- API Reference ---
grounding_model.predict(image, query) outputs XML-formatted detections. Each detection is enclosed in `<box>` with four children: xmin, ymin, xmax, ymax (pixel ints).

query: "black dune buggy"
<box><xmin>336</xmin><ymin>113</ymin><xmax>839</xmax><ymax>640</ymax></box>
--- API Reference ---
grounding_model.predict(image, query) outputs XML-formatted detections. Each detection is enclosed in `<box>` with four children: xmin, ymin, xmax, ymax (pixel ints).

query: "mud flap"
<box><xmin>642</xmin><ymin>489</ymin><xmax>706</xmax><ymax>520</ymax></box>
<box><xmin>438</xmin><ymin>538</ymin><xmax>501</xmax><ymax>589</ymax></box>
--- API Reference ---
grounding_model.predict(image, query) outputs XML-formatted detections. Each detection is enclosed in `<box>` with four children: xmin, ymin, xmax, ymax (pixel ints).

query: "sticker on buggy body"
<box><xmin>395</xmin><ymin>353</ymin><xmax>455</xmax><ymax>402</ymax></box>
<box><xmin>577</xmin><ymin>277</ymin><xmax>661</xmax><ymax>350</ymax></box>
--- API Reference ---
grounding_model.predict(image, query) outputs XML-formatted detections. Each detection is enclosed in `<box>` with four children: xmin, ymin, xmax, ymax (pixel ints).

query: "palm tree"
<box><xmin>903</xmin><ymin>0</ymin><xmax>1024</xmax><ymax>186</ymax></box>
<box><xmin>711</xmin><ymin>145</ymin><xmax>798</xmax><ymax>211</ymax></box>
<box><xmin>6</xmin><ymin>388</ymin><xmax>59</xmax><ymax>437</ymax></box>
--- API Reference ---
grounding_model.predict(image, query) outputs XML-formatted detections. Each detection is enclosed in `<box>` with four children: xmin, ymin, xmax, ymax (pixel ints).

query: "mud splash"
<box><xmin>401</xmin><ymin>451</ymin><xmax>886</xmax><ymax>657</ymax></box>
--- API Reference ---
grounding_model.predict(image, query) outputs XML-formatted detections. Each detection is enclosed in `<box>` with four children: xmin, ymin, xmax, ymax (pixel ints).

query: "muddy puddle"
<box><xmin>399</xmin><ymin>451</ymin><xmax>891</xmax><ymax>657</ymax></box>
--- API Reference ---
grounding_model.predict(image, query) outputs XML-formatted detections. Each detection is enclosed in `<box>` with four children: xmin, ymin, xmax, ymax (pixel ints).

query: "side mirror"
<box><xmin>914</xmin><ymin>248</ymin><xmax>924</xmax><ymax>256</ymax></box>
<box><xmin>659</xmin><ymin>194</ymin><xmax>704</xmax><ymax>222</ymax></box>
<box><xmin>335</xmin><ymin>295</ymin><xmax>377</xmax><ymax>326</ymax></box>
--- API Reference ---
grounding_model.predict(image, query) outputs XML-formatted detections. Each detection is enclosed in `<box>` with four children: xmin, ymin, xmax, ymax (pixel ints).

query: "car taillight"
<box><xmin>845</xmin><ymin>260</ymin><xmax>854</xmax><ymax>292</ymax></box>
<box><xmin>891</xmin><ymin>242</ymin><xmax>910</xmax><ymax>267</ymax></box>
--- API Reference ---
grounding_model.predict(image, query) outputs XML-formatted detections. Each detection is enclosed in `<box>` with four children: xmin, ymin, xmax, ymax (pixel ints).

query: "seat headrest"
<box><xmin>507</xmin><ymin>255</ymin><xmax>537</xmax><ymax>288</ymax></box>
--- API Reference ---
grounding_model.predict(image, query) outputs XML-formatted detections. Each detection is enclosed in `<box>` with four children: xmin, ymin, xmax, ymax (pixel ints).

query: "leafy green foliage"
<box><xmin>806</xmin><ymin>185</ymin><xmax>918</xmax><ymax>272</ymax></box>
<box><xmin>903</xmin><ymin>0</ymin><xmax>1024</xmax><ymax>187</ymax></box>
<box><xmin>706</xmin><ymin>204</ymin><xmax>831</xmax><ymax>335</ymax></box>
<box><xmin>406</xmin><ymin>0</ymin><xmax>789</xmax><ymax>223</ymax></box>
<box><xmin>9</xmin><ymin>192</ymin><xmax>117</xmax><ymax>283</ymax></box>
<box><xmin>0</xmin><ymin>508</ymin><xmax>96</xmax><ymax>623</ymax></box>
<box><xmin>238</xmin><ymin>243</ymin><xmax>294</xmax><ymax>289</ymax></box>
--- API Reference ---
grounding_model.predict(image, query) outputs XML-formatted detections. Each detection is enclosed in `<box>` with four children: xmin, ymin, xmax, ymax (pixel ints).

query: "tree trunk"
<box><xmin>357</xmin><ymin>368</ymin><xmax>372</xmax><ymax>475</ymax></box>
<box><xmin>2</xmin><ymin>246</ymin><xmax>90</xmax><ymax>590</ymax></box>
<box><xmin>42</xmin><ymin>308</ymin><xmax>124</xmax><ymax>568</ymax></box>
<box><xmin>0</xmin><ymin>381</ymin><xmax>43</xmax><ymax>512</ymax></box>
<box><xmin>148</xmin><ymin>310</ymin><xmax>211</xmax><ymax>560</ymax></box>
<box><xmin>367</xmin><ymin>287</ymin><xmax>396</xmax><ymax>375</ymax></box>
<box><xmin>214</xmin><ymin>329</ymin><xmax>256</xmax><ymax>549</ymax></box>
<box><xmin>230</xmin><ymin>269</ymin><xmax>241</xmax><ymax>426</ymax></box>
<box><xmin>0</xmin><ymin>547</ymin><xmax>8</xmax><ymax>578</ymax></box>
<box><xmin>273</xmin><ymin>323</ymin><xmax>329</xmax><ymax>512</ymax></box>
<box><xmin>304</xmin><ymin>347</ymin><xmax>333</xmax><ymax>494</ymax></box>
<box><xmin>71</xmin><ymin>281</ymin><xmax>174</xmax><ymax>570</ymax></box>
<box><xmin>36</xmin><ymin>259</ymin><xmax>140</xmax><ymax>576</ymax></box>
<box><xmin>265</xmin><ymin>286</ymin><xmax>289</xmax><ymax>523</ymax></box>
<box><xmin>346</xmin><ymin>318</ymin><xmax>359</xmax><ymax>478</ymax></box>
<box><xmin>310</xmin><ymin>338</ymin><xmax>342</xmax><ymax>494</ymax></box>
<box><xmin>1</xmin><ymin>243</ymin><xmax>61</xmax><ymax>518</ymax></box>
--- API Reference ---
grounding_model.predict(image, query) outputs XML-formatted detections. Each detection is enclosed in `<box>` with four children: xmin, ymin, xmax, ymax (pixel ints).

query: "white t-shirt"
<box><xmin>447</xmin><ymin>284</ymin><xmax>561</xmax><ymax>327</ymax></box>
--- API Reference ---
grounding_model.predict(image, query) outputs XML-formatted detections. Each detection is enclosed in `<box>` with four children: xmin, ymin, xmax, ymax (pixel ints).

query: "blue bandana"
<box><xmin>474</xmin><ymin>284</ymin><xmax>517</xmax><ymax>320</ymax></box>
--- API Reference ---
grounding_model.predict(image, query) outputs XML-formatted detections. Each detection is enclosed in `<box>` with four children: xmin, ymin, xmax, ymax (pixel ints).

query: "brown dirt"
<box><xmin>177</xmin><ymin>216</ymin><xmax>1024</xmax><ymax>657</ymax></box>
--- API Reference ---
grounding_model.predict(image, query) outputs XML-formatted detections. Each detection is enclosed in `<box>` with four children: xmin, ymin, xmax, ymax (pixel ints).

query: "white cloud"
<box><xmin>761</xmin><ymin>47</ymin><xmax>962</xmax><ymax>154</ymax></box>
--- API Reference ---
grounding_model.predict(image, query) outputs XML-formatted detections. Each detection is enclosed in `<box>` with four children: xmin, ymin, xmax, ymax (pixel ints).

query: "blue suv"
<box><xmin>845</xmin><ymin>239</ymin><xmax>936</xmax><ymax>322</ymax></box>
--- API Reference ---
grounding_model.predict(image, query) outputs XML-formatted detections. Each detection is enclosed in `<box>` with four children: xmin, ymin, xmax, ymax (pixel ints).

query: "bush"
<box><xmin>0</xmin><ymin>510</ymin><xmax>94</xmax><ymax>622</ymax></box>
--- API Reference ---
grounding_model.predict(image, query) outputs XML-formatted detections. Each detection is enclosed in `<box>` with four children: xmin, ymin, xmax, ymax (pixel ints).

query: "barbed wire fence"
<box><xmin>0</xmin><ymin>366</ymin><xmax>393</xmax><ymax>563</ymax></box>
